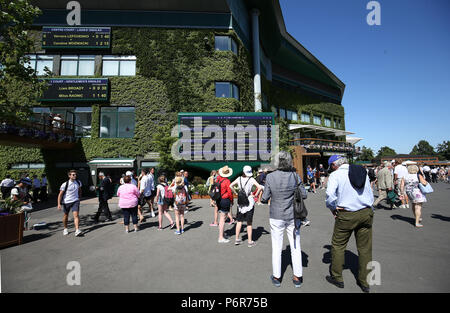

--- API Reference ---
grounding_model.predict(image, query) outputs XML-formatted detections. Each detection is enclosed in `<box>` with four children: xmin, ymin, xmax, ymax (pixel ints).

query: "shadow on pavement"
<box><xmin>391</xmin><ymin>214</ymin><xmax>415</xmax><ymax>226</ymax></box>
<box><xmin>431</xmin><ymin>214</ymin><xmax>450</xmax><ymax>222</ymax></box>
<box><xmin>322</xmin><ymin>245</ymin><xmax>359</xmax><ymax>282</ymax></box>
<box><xmin>138</xmin><ymin>221</ymin><xmax>159</xmax><ymax>231</ymax></box>
<box><xmin>279</xmin><ymin>246</ymin><xmax>309</xmax><ymax>280</ymax></box>
<box><xmin>186</xmin><ymin>205</ymin><xmax>202</xmax><ymax>213</ymax></box>
<box><xmin>240</xmin><ymin>226</ymin><xmax>269</xmax><ymax>242</ymax></box>
<box><xmin>184</xmin><ymin>220</ymin><xmax>203</xmax><ymax>231</ymax></box>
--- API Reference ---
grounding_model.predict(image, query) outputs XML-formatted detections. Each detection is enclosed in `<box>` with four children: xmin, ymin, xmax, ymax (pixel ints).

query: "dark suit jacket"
<box><xmin>99</xmin><ymin>177</ymin><xmax>113</xmax><ymax>201</ymax></box>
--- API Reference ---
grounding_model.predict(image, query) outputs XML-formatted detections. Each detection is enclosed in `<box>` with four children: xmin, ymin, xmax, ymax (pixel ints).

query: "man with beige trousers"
<box><xmin>373</xmin><ymin>161</ymin><xmax>395</xmax><ymax>209</ymax></box>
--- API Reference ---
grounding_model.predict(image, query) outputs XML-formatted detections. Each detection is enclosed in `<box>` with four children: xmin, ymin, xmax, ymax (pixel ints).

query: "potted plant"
<box><xmin>0</xmin><ymin>198</ymin><xmax>25</xmax><ymax>248</ymax></box>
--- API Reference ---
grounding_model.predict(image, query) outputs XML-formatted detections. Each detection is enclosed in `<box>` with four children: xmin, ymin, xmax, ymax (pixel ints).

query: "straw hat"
<box><xmin>175</xmin><ymin>176</ymin><xmax>184</xmax><ymax>186</ymax></box>
<box><xmin>219</xmin><ymin>165</ymin><xmax>233</xmax><ymax>178</ymax></box>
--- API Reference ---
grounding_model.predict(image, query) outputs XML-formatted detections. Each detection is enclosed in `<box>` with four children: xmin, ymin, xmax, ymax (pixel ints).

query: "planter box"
<box><xmin>191</xmin><ymin>195</ymin><xmax>210</xmax><ymax>199</ymax></box>
<box><xmin>0</xmin><ymin>212</ymin><xmax>24</xmax><ymax>248</ymax></box>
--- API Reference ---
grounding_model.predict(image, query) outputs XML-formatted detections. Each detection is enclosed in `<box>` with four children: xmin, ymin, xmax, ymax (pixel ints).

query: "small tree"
<box><xmin>436</xmin><ymin>140</ymin><xmax>450</xmax><ymax>160</ymax></box>
<box><xmin>376</xmin><ymin>146</ymin><xmax>396</xmax><ymax>159</ymax></box>
<box><xmin>152</xmin><ymin>124</ymin><xmax>184</xmax><ymax>175</ymax></box>
<box><xmin>410</xmin><ymin>140</ymin><xmax>435</xmax><ymax>156</ymax></box>
<box><xmin>0</xmin><ymin>0</ymin><xmax>46</xmax><ymax>120</ymax></box>
<box><xmin>357</xmin><ymin>146</ymin><xmax>375</xmax><ymax>162</ymax></box>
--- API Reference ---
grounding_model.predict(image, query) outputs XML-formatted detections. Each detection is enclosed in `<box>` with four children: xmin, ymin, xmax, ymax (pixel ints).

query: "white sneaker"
<box><xmin>63</xmin><ymin>228</ymin><xmax>69</xmax><ymax>236</ymax></box>
<box><xmin>151</xmin><ymin>212</ymin><xmax>155</xmax><ymax>218</ymax></box>
<box><xmin>218</xmin><ymin>238</ymin><xmax>230</xmax><ymax>243</ymax></box>
<box><xmin>74</xmin><ymin>229</ymin><xmax>82</xmax><ymax>237</ymax></box>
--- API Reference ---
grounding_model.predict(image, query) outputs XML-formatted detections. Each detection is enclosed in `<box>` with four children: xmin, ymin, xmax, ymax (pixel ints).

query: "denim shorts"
<box><xmin>63</xmin><ymin>201</ymin><xmax>80</xmax><ymax>214</ymax></box>
<box><xmin>218</xmin><ymin>198</ymin><xmax>231</xmax><ymax>213</ymax></box>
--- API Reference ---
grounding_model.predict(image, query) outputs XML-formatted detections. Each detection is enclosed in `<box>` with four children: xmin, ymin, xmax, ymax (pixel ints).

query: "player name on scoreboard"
<box><xmin>40</xmin><ymin>79</ymin><xmax>109</xmax><ymax>102</ymax></box>
<box><xmin>42</xmin><ymin>27</ymin><xmax>111</xmax><ymax>49</ymax></box>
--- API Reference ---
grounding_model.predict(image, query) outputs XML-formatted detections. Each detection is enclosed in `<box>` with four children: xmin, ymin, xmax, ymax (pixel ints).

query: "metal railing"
<box><xmin>290</xmin><ymin>138</ymin><xmax>359</xmax><ymax>153</ymax></box>
<box><xmin>0</xmin><ymin>116</ymin><xmax>86</xmax><ymax>143</ymax></box>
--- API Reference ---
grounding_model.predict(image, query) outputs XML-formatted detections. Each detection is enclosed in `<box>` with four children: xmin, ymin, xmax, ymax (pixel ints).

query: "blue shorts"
<box><xmin>63</xmin><ymin>201</ymin><xmax>80</xmax><ymax>214</ymax></box>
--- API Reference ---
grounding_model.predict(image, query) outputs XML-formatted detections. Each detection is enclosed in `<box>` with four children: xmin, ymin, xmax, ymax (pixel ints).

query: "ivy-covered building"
<box><xmin>0</xmin><ymin>0</ymin><xmax>360</xmax><ymax>193</ymax></box>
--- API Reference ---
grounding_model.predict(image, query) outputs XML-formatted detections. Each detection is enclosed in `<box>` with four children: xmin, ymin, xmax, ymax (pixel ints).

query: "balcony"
<box><xmin>290</xmin><ymin>138</ymin><xmax>358</xmax><ymax>153</ymax></box>
<box><xmin>0</xmin><ymin>116</ymin><xmax>85</xmax><ymax>149</ymax></box>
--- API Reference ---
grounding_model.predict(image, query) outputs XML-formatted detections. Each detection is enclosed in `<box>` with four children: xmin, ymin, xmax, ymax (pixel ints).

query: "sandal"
<box><xmin>415</xmin><ymin>223</ymin><xmax>423</xmax><ymax>228</ymax></box>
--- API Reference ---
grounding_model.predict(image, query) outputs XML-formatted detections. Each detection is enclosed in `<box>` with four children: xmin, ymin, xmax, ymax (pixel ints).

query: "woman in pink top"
<box><xmin>117</xmin><ymin>175</ymin><xmax>140</xmax><ymax>233</ymax></box>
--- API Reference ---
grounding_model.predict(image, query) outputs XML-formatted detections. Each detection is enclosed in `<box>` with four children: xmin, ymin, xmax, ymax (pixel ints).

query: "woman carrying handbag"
<box><xmin>400</xmin><ymin>165</ymin><xmax>431</xmax><ymax>228</ymax></box>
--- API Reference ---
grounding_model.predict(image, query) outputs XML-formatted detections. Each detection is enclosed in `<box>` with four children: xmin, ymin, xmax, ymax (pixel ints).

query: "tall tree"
<box><xmin>376</xmin><ymin>146</ymin><xmax>396</xmax><ymax>159</ymax></box>
<box><xmin>357</xmin><ymin>146</ymin><xmax>375</xmax><ymax>161</ymax></box>
<box><xmin>436</xmin><ymin>140</ymin><xmax>450</xmax><ymax>160</ymax></box>
<box><xmin>0</xmin><ymin>0</ymin><xmax>45</xmax><ymax>120</ymax></box>
<box><xmin>410</xmin><ymin>140</ymin><xmax>435</xmax><ymax>156</ymax></box>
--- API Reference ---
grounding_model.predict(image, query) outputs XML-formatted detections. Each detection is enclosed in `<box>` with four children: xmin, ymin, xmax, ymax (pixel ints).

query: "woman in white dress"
<box><xmin>400</xmin><ymin>165</ymin><xmax>429</xmax><ymax>228</ymax></box>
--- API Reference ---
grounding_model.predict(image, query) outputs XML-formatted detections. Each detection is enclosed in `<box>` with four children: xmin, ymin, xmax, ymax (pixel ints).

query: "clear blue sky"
<box><xmin>279</xmin><ymin>0</ymin><xmax>450</xmax><ymax>155</ymax></box>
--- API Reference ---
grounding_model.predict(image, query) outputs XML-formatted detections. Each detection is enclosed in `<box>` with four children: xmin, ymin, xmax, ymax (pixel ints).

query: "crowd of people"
<box><xmin>1</xmin><ymin>173</ymin><xmax>48</xmax><ymax>203</ymax></box>
<box><xmin>1</xmin><ymin>153</ymin><xmax>446</xmax><ymax>292</ymax></box>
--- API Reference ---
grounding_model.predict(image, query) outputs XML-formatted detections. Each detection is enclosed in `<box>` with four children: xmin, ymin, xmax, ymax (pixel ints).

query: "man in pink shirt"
<box><xmin>117</xmin><ymin>175</ymin><xmax>140</xmax><ymax>233</ymax></box>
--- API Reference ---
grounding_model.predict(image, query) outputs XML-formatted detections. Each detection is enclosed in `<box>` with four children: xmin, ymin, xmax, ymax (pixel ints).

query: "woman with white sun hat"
<box><xmin>230</xmin><ymin>165</ymin><xmax>263</xmax><ymax>247</ymax></box>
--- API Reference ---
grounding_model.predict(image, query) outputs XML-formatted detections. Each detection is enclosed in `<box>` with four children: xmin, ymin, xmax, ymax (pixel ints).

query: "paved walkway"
<box><xmin>1</xmin><ymin>183</ymin><xmax>450</xmax><ymax>292</ymax></box>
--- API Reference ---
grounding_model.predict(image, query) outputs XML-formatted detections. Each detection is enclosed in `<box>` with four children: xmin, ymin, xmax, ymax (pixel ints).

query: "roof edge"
<box><xmin>272</xmin><ymin>0</ymin><xmax>345</xmax><ymax>97</ymax></box>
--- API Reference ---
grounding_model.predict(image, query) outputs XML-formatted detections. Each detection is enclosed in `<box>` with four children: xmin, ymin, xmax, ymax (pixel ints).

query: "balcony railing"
<box><xmin>0</xmin><ymin>116</ymin><xmax>85</xmax><ymax>144</ymax></box>
<box><xmin>290</xmin><ymin>138</ymin><xmax>359</xmax><ymax>153</ymax></box>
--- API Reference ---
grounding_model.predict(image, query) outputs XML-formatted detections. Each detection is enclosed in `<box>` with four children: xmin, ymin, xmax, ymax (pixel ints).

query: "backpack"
<box><xmin>368</xmin><ymin>168</ymin><xmax>376</xmax><ymax>182</ymax></box>
<box><xmin>63</xmin><ymin>180</ymin><xmax>81</xmax><ymax>201</ymax></box>
<box><xmin>292</xmin><ymin>173</ymin><xmax>308</xmax><ymax>248</ymax></box>
<box><xmin>162</xmin><ymin>184</ymin><xmax>174</xmax><ymax>206</ymax></box>
<box><xmin>175</xmin><ymin>188</ymin><xmax>187</xmax><ymax>206</ymax></box>
<box><xmin>209</xmin><ymin>177</ymin><xmax>222</xmax><ymax>201</ymax></box>
<box><xmin>237</xmin><ymin>177</ymin><xmax>250</xmax><ymax>207</ymax></box>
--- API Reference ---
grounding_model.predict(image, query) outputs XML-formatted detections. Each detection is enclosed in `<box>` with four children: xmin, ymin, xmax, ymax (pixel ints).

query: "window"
<box><xmin>24</xmin><ymin>54</ymin><xmax>54</xmax><ymax>75</ymax></box>
<box><xmin>279</xmin><ymin>108</ymin><xmax>286</xmax><ymax>119</ymax></box>
<box><xmin>215</xmin><ymin>82</ymin><xmax>239</xmax><ymax>100</ymax></box>
<box><xmin>215</xmin><ymin>36</ymin><xmax>238</xmax><ymax>55</ymax></box>
<box><xmin>334</xmin><ymin>118</ymin><xmax>341</xmax><ymax>128</ymax></box>
<box><xmin>100</xmin><ymin>107</ymin><xmax>135</xmax><ymax>138</ymax></box>
<box><xmin>10</xmin><ymin>163</ymin><xmax>45</xmax><ymax>169</ymax></box>
<box><xmin>61</xmin><ymin>55</ymin><xmax>95</xmax><ymax>76</ymax></box>
<box><xmin>74</xmin><ymin>107</ymin><xmax>92</xmax><ymax>137</ymax></box>
<box><xmin>313</xmin><ymin>115</ymin><xmax>321</xmax><ymax>125</ymax></box>
<box><xmin>291</xmin><ymin>111</ymin><xmax>298</xmax><ymax>121</ymax></box>
<box><xmin>32</xmin><ymin>107</ymin><xmax>92</xmax><ymax>136</ymax></box>
<box><xmin>32</xmin><ymin>107</ymin><xmax>51</xmax><ymax>124</ymax></box>
<box><xmin>301</xmin><ymin>113</ymin><xmax>310</xmax><ymax>123</ymax></box>
<box><xmin>324</xmin><ymin>117</ymin><xmax>331</xmax><ymax>127</ymax></box>
<box><xmin>286</xmin><ymin>110</ymin><xmax>293</xmax><ymax>120</ymax></box>
<box><xmin>102</xmin><ymin>55</ymin><xmax>136</xmax><ymax>76</ymax></box>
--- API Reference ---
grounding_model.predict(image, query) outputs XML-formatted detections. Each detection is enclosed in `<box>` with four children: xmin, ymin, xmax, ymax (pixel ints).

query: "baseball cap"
<box><xmin>20</xmin><ymin>178</ymin><xmax>32</xmax><ymax>186</ymax></box>
<box><xmin>243</xmin><ymin>165</ymin><xmax>252</xmax><ymax>177</ymax></box>
<box><xmin>125</xmin><ymin>171</ymin><xmax>133</xmax><ymax>176</ymax></box>
<box><xmin>258</xmin><ymin>169</ymin><xmax>263</xmax><ymax>173</ymax></box>
<box><xmin>328</xmin><ymin>155</ymin><xmax>343</xmax><ymax>166</ymax></box>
